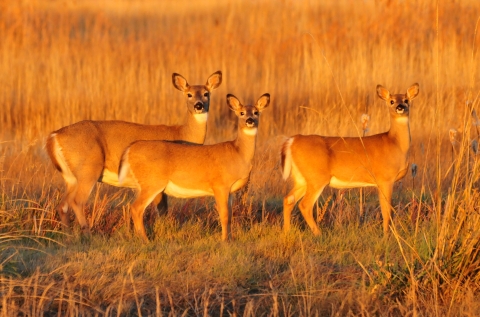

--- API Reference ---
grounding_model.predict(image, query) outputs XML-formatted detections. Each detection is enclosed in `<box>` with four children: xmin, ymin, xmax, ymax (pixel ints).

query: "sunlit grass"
<box><xmin>1</xmin><ymin>0</ymin><xmax>480</xmax><ymax>315</ymax></box>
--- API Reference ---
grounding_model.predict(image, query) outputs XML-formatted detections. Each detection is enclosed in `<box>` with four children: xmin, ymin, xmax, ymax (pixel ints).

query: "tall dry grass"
<box><xmin>1</xmin><ymin>0</ymin><xmax>480</xmax><ymax>315</ymax></box>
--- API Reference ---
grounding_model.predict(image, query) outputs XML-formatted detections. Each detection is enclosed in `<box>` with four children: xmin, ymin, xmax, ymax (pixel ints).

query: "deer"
<box><xmin>281</xmin><ymin>83</ymin><xmax>419</xmax><ymax>236</ymax></box>
<box><xmin>118</xmin><ymin>93</ymin><xmax>270</xmax><ymax>241</ymax></box>
<box><xmin>46</xmin><ymin>71</ymin><xmax>222</xmax><ymax>234</ymax></box>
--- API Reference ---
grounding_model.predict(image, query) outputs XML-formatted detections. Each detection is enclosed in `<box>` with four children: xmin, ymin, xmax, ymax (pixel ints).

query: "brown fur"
<box><xmin>46</xmin><ymin>71</ymin><xmax>222</xmax><ymax>233</ymax></box>
<box><xmin>45</xmin><ymin>134</ymin><xmax>62</xmax><ymax>172</ymax></box>
<box><xmin>119</xmin><ymin>93</ymin><xmax>270</xmax><ymax>241</ymax></box>
<box><xmin>282</xmin><ymin>84</ymin><xmax>419</xmax><ymax>236</ymax></box>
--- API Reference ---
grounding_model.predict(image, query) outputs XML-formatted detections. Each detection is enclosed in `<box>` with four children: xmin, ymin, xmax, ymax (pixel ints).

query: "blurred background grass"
<box><xmin>1</xmin><ymin>0</ymin><xmax>479</xmax><ymax>194</ymax></box>
<box><xmin>1</xmin><ymin>0</ymin><xmax>480</xmax><ymax>315</ymax></box>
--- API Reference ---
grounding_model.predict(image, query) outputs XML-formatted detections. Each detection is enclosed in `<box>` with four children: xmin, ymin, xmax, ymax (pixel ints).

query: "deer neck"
<box><xmin>179</xmin><ymin>110</ymin><xmax>208</xmax><ymax>144</ymax></box>
<box><xmin>388</xmin><ymin>116</ymin><xmax>411</xmax><ymax>153</ymax></box>
<box><xmin>234</xmin><ymin>126</ymin><xmax>258</xmax><ymax>164</ymax></box>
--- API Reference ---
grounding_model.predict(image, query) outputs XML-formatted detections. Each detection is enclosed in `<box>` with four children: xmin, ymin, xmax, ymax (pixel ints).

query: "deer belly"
<box><xmin>329</xmin><ymin>176</ymin><xmax>377</xmax><ymax>189</ymax></box>
<box><xmin>100</xmin><ymin>169</ymin><xmax>138</xmax><ymax>189</ymax></box>
<box><xmin>230</xmin><ymin>177</ymin><xmax>249</xmax><ymax>193</ymax></box>
<box><xmin>164</xmin><ymin>182</ymin><xmax>214</xmax><ymax>198</ymax></box>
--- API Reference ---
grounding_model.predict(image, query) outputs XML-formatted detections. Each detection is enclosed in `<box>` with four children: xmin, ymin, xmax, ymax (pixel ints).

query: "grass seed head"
<box><xmin>361</xmin><ymin>113</ymin><xmax>370</xmax><ymax>134</ymax></box>
<box><xmin>449</xmin><ymin>128</ymin><xmax>458</xmax><ymax>146</ymax></box>
<box><xmin>411</xmin><ymin>163</ymin><xmax>417</xmax><ymax>178</ymax></box>
<box><xmin>472</xmin><ymin>139</ymin><xmax>478</xmax><ymax>154</ymax></box>
<box><xmin>472</xmin><ymin>108</ymin><xmax>480</xmax><ymax>126</ymax></box>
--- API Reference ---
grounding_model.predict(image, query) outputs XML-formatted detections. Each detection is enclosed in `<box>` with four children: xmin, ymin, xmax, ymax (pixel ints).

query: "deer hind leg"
<box><xmin>56</xmin><ymin>179</ymin><xmax>78</xmax><ymax>229</ymax></box>
<box><xmin>68</xmin><ymin>176</ymin><xmax>98</xmax><ymax>235</ymax></box>
<box><xmin>377</xmin><ymin>183</ymin><xmax>394</xmax><ymax>236</ymax></box>
<box><xmin>131</xmin><ymin>186</ymin><xmax>166</xmax><ymax>241</ymax></box>
<box><xmin>283</xmin><ymin>185</ymin><xmax>306</xmax><ymax>233</ymax></box>
<box><xmin>298</xmin><ymin>185</ymin><xmax>326</xmax><ymax>236</ymax></box>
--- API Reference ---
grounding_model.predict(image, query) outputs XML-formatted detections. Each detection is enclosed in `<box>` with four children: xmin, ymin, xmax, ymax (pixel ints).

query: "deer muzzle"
<box><xmin>395</xmin><ymin>104</ymin><xmax>408</xmax><ymax>114</ymax></box>
<box><xmin>194</xmin><ymin>102</ymin><xmax>204</xmax><ymax>112</ymax></box>
<box><xmin>245</xmin><ymin>118</ymin><xmax>255</xmax><ymax>127</ymax></box>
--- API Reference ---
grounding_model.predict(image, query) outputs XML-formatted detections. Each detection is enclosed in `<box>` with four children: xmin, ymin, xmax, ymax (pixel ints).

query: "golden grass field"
<box><xmin>1</xmin><ymin>0</ymin><xmax>480</xmax><ymax>315</ymax></box>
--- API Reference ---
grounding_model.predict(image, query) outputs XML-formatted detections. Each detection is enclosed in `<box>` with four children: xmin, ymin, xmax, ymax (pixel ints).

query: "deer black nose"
<box><xmin>396</xmin><ymin>105</ymin><xmax>408</xmax><ymax>114</ymax></box>
<box><xmin>194</xmin><ymin>102</ymin><xmax>204</xmax><ymax>111</ymax></box>
<box><xmin>246</xmin><ymin>118</ymin><xmax>255</xmax><ymax>126</ymax></box>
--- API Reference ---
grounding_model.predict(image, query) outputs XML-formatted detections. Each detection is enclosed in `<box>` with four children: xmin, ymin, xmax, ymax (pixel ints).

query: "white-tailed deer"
<box><xmin>282</xmin><ymin>84</ymin><xmax>419</xmax><ymax>235</ymax></box>
<box><xmin>46</xmin><ymin>71</ymin><xmax>222</xmax><ymax>234</ymax></box>
<box><xmin>118</xmin><ymin>93</ymin><xmax>270</xmax><ymax>241</ymax></box>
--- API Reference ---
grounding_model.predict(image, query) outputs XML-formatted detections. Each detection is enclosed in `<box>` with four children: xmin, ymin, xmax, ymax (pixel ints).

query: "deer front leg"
<box><xmin>377</xmin><ymin>182</ymin><xmax>394</xmax><ymax>235</ymax></box>
<box><xmin>214</xmin><ymin>188</ymin><xmax>233</xmax><ymax>241</ymax></box>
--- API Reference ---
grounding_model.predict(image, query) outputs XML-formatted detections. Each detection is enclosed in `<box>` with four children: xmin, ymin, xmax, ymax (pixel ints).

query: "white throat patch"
<box><xmin>395</xmin><ymin>117</ymin><xmax>409</xmax><ymax>124</ymax></box>
<box><xmin>242</xmin><ymin>128</ymin><xmax>258</xmax><ymax>136</ymax></box>
<box><xmin>194</xmin><ymin>113</ymin><xmax>208</xmax><ymax>123</ymax></box>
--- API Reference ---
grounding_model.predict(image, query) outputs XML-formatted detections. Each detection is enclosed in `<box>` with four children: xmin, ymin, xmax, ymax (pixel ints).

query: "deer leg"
<box><xmin>283</xmin><ymin>185</ymin><xmax>306</xmax><ymax>233</ymax></box>
<box><xmin>131</xmin><ymin>187</ymin><xmax>165</xmax><ymax>242</ymax></box>
<box><xmin>69</xmin><ymin>177</ymin><xmax>97</xmax><ymax>235</ymax></box>
<box><xmin>214</xmin><ymin>188</ymin><xmax>233</xmax><ymax>241</ymax></box>
<box><xmin>377</xmin><ymin>183</ymin><xmax>394</xmax><ymax>235</ymax></box>
<box><xmin>56</xmin><ymin>179</ymin><xmax>78</xmax><ymax>229</ymax></box>
<box><xmin>298</xmin><ymin>185</ymin><xmax>325</xmax><ymax>236</ymax></box>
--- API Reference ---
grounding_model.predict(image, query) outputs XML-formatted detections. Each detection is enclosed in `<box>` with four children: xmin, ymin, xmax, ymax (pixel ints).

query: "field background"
<box><xmin>1</xmin><ymin>0</ymin><xmax>480</xmax><ymax>315</ymax></box>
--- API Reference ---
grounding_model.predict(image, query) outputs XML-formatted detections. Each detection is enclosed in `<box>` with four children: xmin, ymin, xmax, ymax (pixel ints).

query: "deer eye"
<box><xmin>240</xmin><ymin>112</ymin><xmax>245</xmax><ymax>116</ymax></box>
<box><xmin>187</xmin><ymin>93</ymin><xmax>193</xmax><ymax>98</ymax></box>
<box><xmin>203</xmin><ymin>92</ymin><xmax>209</xmax><ymax>97</ymax></box>
<box><xmin>405</xmin><ymin>99</ymin><xmax>409</xmax><ymax>104</ymax></box>
<box><xmin>253</xmin><ymin>111</ymin><xmax>259</xmax><ymax>115</ymax></box>
<box><xmin>390</xmin><ymin>100</ymin><xmax>394</xmax><ymax>105</ymax></box>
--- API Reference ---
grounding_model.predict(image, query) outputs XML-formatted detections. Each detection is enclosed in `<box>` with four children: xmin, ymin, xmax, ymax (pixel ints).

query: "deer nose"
<box><xmin>194</xmin><ymin>102</ymin><xmax>204</xmax><ymax>111</ymax></box>
<box><xmin>396</xmin><ymin>104</ymin><xmax>408</xmax><ymax>114</ymax></box>
<box><xmin>246</xmin><ymin>118</ymin><xmax>255</xmax><ymax>126</ymax></box>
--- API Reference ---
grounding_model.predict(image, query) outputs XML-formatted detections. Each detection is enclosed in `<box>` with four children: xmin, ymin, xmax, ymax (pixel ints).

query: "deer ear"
<box><xmin>407</xmin><ymin>83</ymin><xmax>419</xmax><ymax>100</ymax></box>
<box><xmin>255</xmin><ymin>93</ymin><xmax>270</xmax><ymax>112</ymax></box>
<box><xmin>172</xmin><ymin>73</ymin><xmax>189</xmax><ymax>92</ymax></box>
<box><xmin>206</xmin><ymin>71</ymin><xmax>222</xmax><ymax>91</ymax></box>
<box><xmin>227</xmin><ymin>94</ymin><xmax>242</xmax><ymax>111</ymax></box>
<box><xmin>376</xmin><ymin>85</ymin><xmax>390</xmax><ymax>101</ymax></box>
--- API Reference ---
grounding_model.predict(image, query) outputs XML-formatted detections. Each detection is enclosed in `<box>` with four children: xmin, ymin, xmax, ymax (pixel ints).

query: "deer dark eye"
<box><xmin>254</xmin><ymin>111</ymin><xmax>259</xmax><ymax>115</ymax></box>
<box><xmin>204</xmin><ymin>92</ymin><xmax>209</xmax><ymax>97</ymax></box>
<box><xmin>240</xmin><ymin>112</ymin><xmax>245</xmax><ymax>116</ymax></box>
<box><xmin>405</xmin><ymin>99</ymin><xmax>409</xmax><ymax>104</ymax></box>
<box><xmin>390</xmin><ymin>100</ymin><xmax>394</xmax><ymax>105</ymax></box>
<box><xmin>187</xmin><ymin>93</ymin><xmax>193</xmax><ymax>98</ymax></box>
